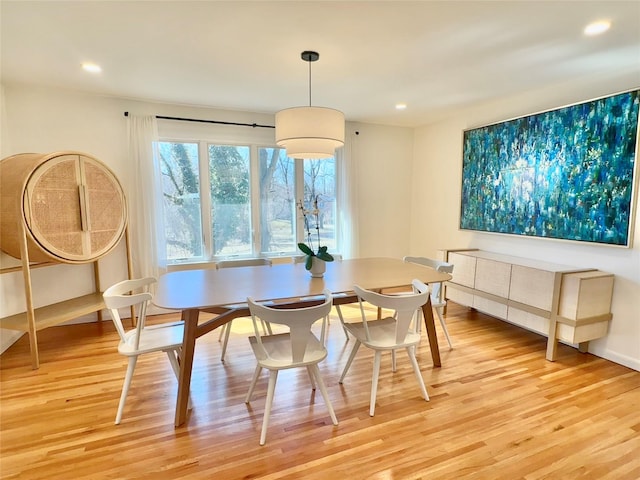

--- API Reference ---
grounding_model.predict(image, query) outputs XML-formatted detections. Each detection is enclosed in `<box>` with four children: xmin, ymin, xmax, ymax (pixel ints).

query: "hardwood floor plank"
<box><xmin>1</xmin><ymin>303</ymin><xmax>638</xmax><ymax>479</ymax></box>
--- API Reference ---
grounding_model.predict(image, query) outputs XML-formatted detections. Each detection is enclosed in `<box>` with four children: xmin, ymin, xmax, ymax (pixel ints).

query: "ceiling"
<box><xmin>2</xmin><ymin>1</ymin><xmax>639</xmax><ymax>127</ymax></box>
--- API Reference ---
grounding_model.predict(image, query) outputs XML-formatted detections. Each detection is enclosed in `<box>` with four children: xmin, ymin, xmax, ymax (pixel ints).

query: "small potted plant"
<box><xmin>297</xmin><ymin>196</ymin><xmax>334</xmax><ymax>277</ymax></box>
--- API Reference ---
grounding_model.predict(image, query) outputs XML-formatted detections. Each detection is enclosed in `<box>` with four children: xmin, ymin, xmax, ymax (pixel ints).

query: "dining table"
<box><xmin>153</xmin><ymin>256</ymin><xmax>452</xmax><ymax>427</ymax></box>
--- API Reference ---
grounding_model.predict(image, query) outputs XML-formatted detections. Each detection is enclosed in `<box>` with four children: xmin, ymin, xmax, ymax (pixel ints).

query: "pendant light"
<box><xmin>275</xmin><ymin>51</ymin><xmax>345</xmax><ymax>159</ymax></box>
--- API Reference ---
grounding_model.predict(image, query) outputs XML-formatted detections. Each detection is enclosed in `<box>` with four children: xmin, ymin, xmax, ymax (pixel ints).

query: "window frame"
<box><xmin>157</xmin><ymin>137</ymin><xmax>338</xmax><ymax>265</ymax></box>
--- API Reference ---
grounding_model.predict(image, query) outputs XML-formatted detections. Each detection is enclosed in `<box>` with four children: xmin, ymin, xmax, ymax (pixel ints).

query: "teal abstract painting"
<box><xmin>460</xmin><ymin>90</ymin><xmax>639</xmax><ymax>246</ymax></box>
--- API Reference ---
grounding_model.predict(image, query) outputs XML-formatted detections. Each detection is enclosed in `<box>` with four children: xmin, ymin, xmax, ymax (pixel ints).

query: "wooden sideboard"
<box><xmin>441</xmin><ymin>249</ymin><xmax>614</xmax><ymax>361</ymax></box>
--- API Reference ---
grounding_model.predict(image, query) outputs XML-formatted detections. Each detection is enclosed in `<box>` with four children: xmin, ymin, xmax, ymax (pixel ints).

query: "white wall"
<box><xmin>0</xmin><ymin>84</ymin><xmax>413</xmax><ymax>352</ymax></box>
<box><xmin>348</xmin><ymin>122</ymin><xmax>414</xmax><ymax>258</ymax></box>
<box><xmin>410</xmin><ymin>75</ymin><xmax>640</xmax><ymax>371</ymax></box>
<box><xmin>4</xmin><ymin>81</ymin><xmax>636</xmax><ymax>370</ymax></box>
<box><xmin>0</xmin><ymin>86</ymin><xmax>134</xmax><ymax>350</ymax></box>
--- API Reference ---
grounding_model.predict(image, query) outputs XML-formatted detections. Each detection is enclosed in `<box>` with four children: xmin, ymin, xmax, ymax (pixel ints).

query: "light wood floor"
<box><xmin>1</xmin><ymin>302</ymin><xmax>639</xmax><ymax>480</ymax></box>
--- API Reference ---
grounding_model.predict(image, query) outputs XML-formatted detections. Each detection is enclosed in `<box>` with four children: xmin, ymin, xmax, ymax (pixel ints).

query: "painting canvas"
<box><xmin>460</xmin><ymin>89</ymin><xmax>640</xmax><ymax>246</ymax></box>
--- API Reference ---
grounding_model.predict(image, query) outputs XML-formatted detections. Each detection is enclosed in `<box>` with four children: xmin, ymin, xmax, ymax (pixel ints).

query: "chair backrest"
<box><xmin>216</xmin><ymin>258</ymin><xmax>272</xmax><ymax>269</ymax></box>
<box><xmin>292</xmin><ymin>254</ymin><xmax>342</xmax><ymax>264</ymax></box>
<box><xmin>103</xmin><ymin>277</ymin><xmax>156</xmax><ymax>348</ymax></box>
<box><xmin>403</xmin><ymin>256</ymin><xmax>454</xmax><ymax>303</ymax></box>
<box><xmin>247</xmin><ymin>290</ymin><xmax>333</xmax><ymax>363</ymax></box>
<box><xmin>354</xmin><ymin>279</ymin><xmax>429</xmax><ymax>344</ymax></box>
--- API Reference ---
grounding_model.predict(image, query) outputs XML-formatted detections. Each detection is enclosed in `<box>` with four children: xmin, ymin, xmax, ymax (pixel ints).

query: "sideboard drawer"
<box><xmin>475</xmin><ymin>258</ymin><xmax>511</xmax><ymax>297</ymax></box>
<box><xmin>510</xmin><ymin>265</ymin><xmax>555</xmax><ymax>311</ymax></box>
<box><xmin>559</xmin><ymin>271</ymin><xmax>614</xmax><ymax>320</ymax></box>
<box><xmin>473</xmin><ymin>295</ymin><xmax>508</xmax><ymax>319</ymax></box>
<box><xmin>557</xmin><ymin>321</ymin><xmax>610</xmax><ymax>344</ymax></box>
<box><xmin>446</xmin><ymin>286</ymin><xmax>474</xmax><ymax>308</ymax></box>
<box><xmin>507</xmin><ymin>306</ymin><xmax>549</xmax><ymax>336</ymax></box>
<box><xmin>448</xmin><ymin>252</ymin><xmax>476</xmax><ymax>288</ymax></box>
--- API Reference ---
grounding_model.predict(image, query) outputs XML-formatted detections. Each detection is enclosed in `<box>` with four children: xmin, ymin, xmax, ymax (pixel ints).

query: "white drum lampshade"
<box><xmin>275</xmin><ymin>51</ymin><xmax>345</xmax><ymax>159</ymax></box>
<box><xmin>275</xmin><ymin>106</ymin><xmax>345</xmax><ymax>159</ymax></box>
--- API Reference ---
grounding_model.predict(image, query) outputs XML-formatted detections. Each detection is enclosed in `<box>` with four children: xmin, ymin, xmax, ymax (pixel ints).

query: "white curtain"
<box><xmin>336</xmin><ymin>129</ymin><xmax>359</xmax><ymax>258</ymax></box>
<box><xmin>126</xmin><ymin>115</ymin><xmax>166</xmax><ymax>280</ymax></box>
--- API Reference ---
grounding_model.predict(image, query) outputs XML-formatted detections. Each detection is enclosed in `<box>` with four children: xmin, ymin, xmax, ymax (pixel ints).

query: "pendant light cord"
<box><xmin>308</xmin><ymin>58</ymin><xmax>312</xmax><ymax>107</ymax></box>
<box><xmin>301</xmin><ymin>50</ymin><xmax>319</xmax><ymax>108</ymax></box>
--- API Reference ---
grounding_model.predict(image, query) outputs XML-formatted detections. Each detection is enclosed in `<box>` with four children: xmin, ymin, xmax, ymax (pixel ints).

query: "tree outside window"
<box><xmin>158</xmin><ymin>142</ymin><xmax>203</xmax><ymax>261</ymax></box>
<box><xmin>158</xmin><ymin>140</ymin><xmax>337</xmax><ymax>263</ymax></box>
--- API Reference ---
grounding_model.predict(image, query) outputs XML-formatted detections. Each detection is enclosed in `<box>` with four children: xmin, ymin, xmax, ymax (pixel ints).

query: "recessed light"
<box><xmin>82</xmin><ymin>62</ymin><xmax>102</xmax><ymax>73</ymax></box>
<box><xmin>395</xmin><ymin>103</ymin><xmax>407</xmax><ymax>110</ymax></box>
<box><xmin>584</xmin><ymin>20</ymin><xmax>611</xmax><ymax>36</ymax></box>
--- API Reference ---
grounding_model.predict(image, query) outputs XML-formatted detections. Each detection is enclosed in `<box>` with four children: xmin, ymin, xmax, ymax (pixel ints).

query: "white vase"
<box><xmin>309</xmin><ymin>257</ymin><xmax>326</xmax><ymax>278</ymax></box>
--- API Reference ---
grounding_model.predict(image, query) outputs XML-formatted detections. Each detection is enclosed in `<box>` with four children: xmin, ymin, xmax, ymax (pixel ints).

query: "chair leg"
<box><xmin>245</xmin><ymin>364</ymin><xmax>262</xmax><ymax>403</ymax></box>
<box><xmin>436</xmin><ymin>308</ymin><xmax>453</xmax><ymax>349</ymax></box>
<box><xmin>391</xmin><ymin>350</ymin><xmax>397</xmax><ymax>372</ymax></box>
<box><xmin>310</xmin><ymin>364</ymin><xmax>338</xmax><ymax>425</ymax></box>
<box><xmin>220</xmin><ymin>321</ymin><xmax>232</xmax><ymax>362</ymax></box>
<box><xmin>322</xmin><ymin>315</ymin><xmax>330</xmax><ymax>343</ymax></box>
<box><xmin>334</xmin><ymin>305</ymin><xmax>349</xmax><ymax>341</ymax></box>
<box><xmin>218</xmin><ymin>322</ymin><xmax>228</xmax><ymax>341</ymax></box>
<box><xmin>115</xmin><ymin>356</ymin><xmax>138</xmax><ymax>424</ymax></box>
<box><xmin>339</xmin><ymin>340</ymin><xmax>361</xmax><ymax>383</ymax></box>
<box><xmin>166</xmin><ymin>349</ymin><xmax>180</xmax><ymax>378</ymax></box>
<box><xmin>370</xmin><ymin>351</ymin><xmax>382</xmax><ymax>416</ymax></box>
<box><xmin>260</xmin><ymin>370</ymin><xmax>278</xmax><ymax>446</ymax></box>
<box><xmin>406</xmin><ymin>346</ymin><xmax>429</xmax><ymax>401</ymax></box>
<box><xmin>306</xmin><ymin>365</ymin><xmax>317</xmax><ymax>390</ymax></box>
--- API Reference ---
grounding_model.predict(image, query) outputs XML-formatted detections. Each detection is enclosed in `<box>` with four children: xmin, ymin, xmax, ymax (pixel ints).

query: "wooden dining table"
<box><xmin>153</xmin><ymin>257</ymin><xmax>452</xmax><ymax>427</ymax></box>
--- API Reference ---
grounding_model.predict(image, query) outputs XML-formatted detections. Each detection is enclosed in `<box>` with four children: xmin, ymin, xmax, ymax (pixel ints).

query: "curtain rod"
<box><xmin>123</xmin><ymin>111</ymin><xmax>274</xmax><ymax>129</ymax></box>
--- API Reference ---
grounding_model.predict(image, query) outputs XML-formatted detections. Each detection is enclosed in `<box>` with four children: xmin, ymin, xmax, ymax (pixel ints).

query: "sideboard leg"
<box><xmin>546</xmin><ymin>318</ymin><xmax>559</xmax><ymax>361</ymax></box>
<box><xmin>578</xmin><ymin>342</ymin><xmax>589</xmax><ymax>353</ymax></box>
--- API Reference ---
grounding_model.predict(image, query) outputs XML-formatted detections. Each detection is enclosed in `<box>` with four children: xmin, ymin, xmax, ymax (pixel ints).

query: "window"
<box><xmin>209</xmin><ymin>145</ymin><xmax>251</xmax><ymax>256</ymax></box>
<box><xmin>259</xmin><ymin>147</ymin><xmax>295</xmax><ymax>254</ymax></box>
<box><xmin>302</xmin><ymin>156</ymin><xmax>337</xmax><ymax>254</ymax></box>
<box><xmin>158</xmin><ymin>142</ymin><xmax>203</xmax><ymax>261</ymax></box>
<box><xmin>158</xmin><ymin>140</ymin><xmax>337</xmax><ymax>264</ymax></box>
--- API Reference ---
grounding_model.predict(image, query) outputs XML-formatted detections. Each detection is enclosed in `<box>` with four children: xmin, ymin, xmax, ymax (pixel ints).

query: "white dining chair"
<box><xmin>103</xmin><ymin>277</ymin><xmax>187</xmax><ymax>424</ymax></box>
<box><xmin>245</xmin><ymin>290</ymin><xmax>338</xmax><ymax>445</ymax></box>
<box><xmin>338</xmin><ymin>279</ymin><xmax>430</xmax><ymax>416</ymax></box>
<box><xmin>293</xmin><ymin>254</ymin><xmax>349</xmax><ymax>341</ymax></box>
<box><xmin>403</xmin><ymin>256</ymin><xmax>455</xmax><ymax>348</ymax></box>
<box><xmin>216</xmin><ymin>258</ymin><xmax>273</xmax><ymax>362</ymax></box>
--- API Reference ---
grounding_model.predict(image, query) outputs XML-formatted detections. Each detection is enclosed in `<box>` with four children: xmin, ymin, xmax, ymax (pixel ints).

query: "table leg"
<box><xmin>422</xmin><ymin>297</ymin><xmax>441</xmax><ymax>367</ymax></box>
<box><xmin>175</xmin><ymin>308</ymin><xmax>199</xmax><ymax>427</ymax></box>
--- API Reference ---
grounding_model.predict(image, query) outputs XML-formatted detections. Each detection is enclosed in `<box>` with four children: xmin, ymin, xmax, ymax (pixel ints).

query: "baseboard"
<box><xmin>589</xmin><ymin>346</ymin><xmax>640</xmax><ymax>372</ymax></box>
